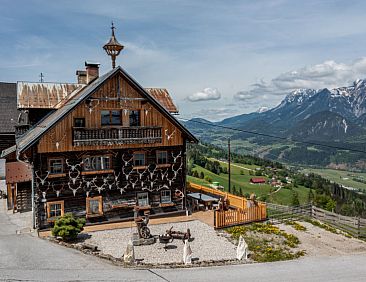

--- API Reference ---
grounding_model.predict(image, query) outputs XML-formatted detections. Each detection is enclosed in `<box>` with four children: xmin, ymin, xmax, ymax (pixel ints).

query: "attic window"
<box><xmin>129</xmin><ymin>110</ymin><xmax>140</xmax><ymax>126</ymax></box>
<box><xmin>101</xmin><ymin>110</ymin><xmax>121</xmax><ymax>126</ymax></box>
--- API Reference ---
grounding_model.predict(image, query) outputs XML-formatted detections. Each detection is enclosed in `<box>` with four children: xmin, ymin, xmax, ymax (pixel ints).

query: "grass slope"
<box><xmin>188</xmin><ymin>162</ymin><xmax>309</xmax><ymax>206</ymax></box>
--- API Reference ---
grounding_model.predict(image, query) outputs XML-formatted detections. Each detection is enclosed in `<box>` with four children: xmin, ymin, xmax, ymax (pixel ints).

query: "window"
<box><xmin>161</xmin><ymin>190</ymin><xmax>171</xmax><ymax>204</ymax></box>
<box><xmin>129</xmin><ymin>110</ymin><xmax>140</xmax><ymax>126</ymax></box>
<box><xmin>86</xmin><ymin>196</ymin><xmax>103</xmax><ymax>216</ymax></box>
<box><xmin>156</xmin><ymin>151</ymin><xmax>168</xmax><ymax>164</ymax></box>
<box><xmin>101</xmin><ymin>110</ymin><xmax>122</xmax><ymax>126</ymax></box>
<box><xmin>74</xmin><ymin>118</ymin><xmax>85</xmax><ymax>127</ymax></box>
<box><xmin>137</xmin><ymin>192</ymin><xmax>149</xmax><ymax>207</ymax></box>
<box><xmin>83</xmin><ymin>155</ymin><xmax>111</xmax><ymax>171</ymax></box>
<box><xmin>49</xmin><ymin>158</ymin><xmax>64</xmax><ymax>174</ymax></box>
<box><xmin>47</xmin><ymin>201</ymin><xmax>64</xmax><ymax>219</ymax></box>
<box><xmin>133</xmin><ymin>153</ymin><xmax>145</xmax><ymax>166</ymax></box>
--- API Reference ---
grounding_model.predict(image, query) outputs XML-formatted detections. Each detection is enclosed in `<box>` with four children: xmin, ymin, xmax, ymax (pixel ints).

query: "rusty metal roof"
<box><xmin>17</xmin><ymin>82</ymin><xmax>85</xmax><ymax>109</ymax></box>
<box><xmin>145</xmin><ymin>88</ymin><xmax>179</xmax><ymax>114</ymax></box>
<box><xmin>6</xmin><ymin>161</ymin><xmax>32</xmax><ymax>184</ymax></box>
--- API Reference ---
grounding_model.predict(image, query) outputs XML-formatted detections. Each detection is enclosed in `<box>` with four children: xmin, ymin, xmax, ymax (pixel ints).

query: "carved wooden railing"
<box><xmin>73</xmin><ymin>126</ymin><xmax>162</xmax><ymax>146</ymax></box>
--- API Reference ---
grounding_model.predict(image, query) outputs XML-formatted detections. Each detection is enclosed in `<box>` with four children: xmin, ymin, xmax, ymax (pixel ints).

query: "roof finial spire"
<box><xmin>111</xmin><ymin>21</ymin><xmax>115</xmax><ymax>36</ymax></box>
<box><xmin>103</xmin><ymin>22</ymin><xmax>124</xmax><ymax>69</ymax></box>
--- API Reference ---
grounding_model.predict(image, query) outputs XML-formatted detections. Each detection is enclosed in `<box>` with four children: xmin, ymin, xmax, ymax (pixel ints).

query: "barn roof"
<box><xmin>0</xmin><ymin>82</ymin><xmax>18</xmax><ymax>133</ymax></box>
<box><xmin>16</xmin><ymin>66</ymin><xmax>197</xmax><ymax>154</ymax></box>
<box><xmin>17</xmin><ymin>82</ymin><xmax>85</xmax><ymax>109</ymax></box>
<box><xmin>145</xmin><ymin>88</ymin><xmax>178</xmax><ymax>114</ymax></box>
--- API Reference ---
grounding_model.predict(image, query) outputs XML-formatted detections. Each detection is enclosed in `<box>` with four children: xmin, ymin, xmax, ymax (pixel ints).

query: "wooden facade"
<box><xmin>13</xmin><ymin>67</ymin><xmax>197</xmax><ymax>230</ymax></box>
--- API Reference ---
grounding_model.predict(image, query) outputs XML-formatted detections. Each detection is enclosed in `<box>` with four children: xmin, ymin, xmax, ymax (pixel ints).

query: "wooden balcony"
<box><xmin>73</xmin><ymin>126</ymin><xmax>162</xmax><ymax>146</ymax></box>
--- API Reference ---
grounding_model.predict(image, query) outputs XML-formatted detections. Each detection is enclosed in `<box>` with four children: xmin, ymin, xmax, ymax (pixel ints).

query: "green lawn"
<box><xmin>303</xmin><ymin>168</ymin><xmax>366</xmax><ymax>191</ymax></box>
<box><xmin>189</xmin><ymin>163</ymin><xmax>310</xmax><ymax>206</ymax></box>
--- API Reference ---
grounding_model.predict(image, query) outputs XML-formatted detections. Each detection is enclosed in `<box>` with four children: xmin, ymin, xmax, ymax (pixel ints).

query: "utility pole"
<box><xmin>228</xmin><ymin>138</ymin><xmax>231</xmax><ymax>193</ymax></box>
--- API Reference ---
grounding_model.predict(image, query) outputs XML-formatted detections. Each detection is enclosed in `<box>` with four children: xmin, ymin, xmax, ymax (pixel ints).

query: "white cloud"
<box><xmin>234</xmin><ymin>57</ymin><xmax>366</xmax><ymax>108</ymax></box>
<box><xmin>187</xmin><ymin>87</ymin><xmax>221</xmax><ymax>102</ymax></box>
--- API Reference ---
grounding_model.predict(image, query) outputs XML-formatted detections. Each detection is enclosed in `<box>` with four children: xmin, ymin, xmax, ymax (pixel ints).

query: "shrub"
<box><xmin>52</xmin><ymin>213</ymin><xmax>86</xmax><ymax>241</ymax></box>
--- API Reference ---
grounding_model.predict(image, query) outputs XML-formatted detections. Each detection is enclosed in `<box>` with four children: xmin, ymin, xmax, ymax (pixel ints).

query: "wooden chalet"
<box><xmin>1</xmin><ymin>24</ymin><xmax>197</xmax><ymax>229</ymax></box>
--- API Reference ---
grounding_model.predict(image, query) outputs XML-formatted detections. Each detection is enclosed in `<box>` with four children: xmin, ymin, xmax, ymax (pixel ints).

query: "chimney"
<box><xmin>85</xmin><ymin>61</ymin><xmax>100</xmax><ymax>84</ymax></box>
<box><xmin>75</xmin><ymin>70</ymin><xmax>87</xmax><ymax>84</ymax></box>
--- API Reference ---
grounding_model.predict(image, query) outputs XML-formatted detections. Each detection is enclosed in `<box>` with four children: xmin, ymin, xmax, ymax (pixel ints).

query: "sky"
<box><xmin>2</xmin><ymin>0</ymin><xmax>366</xmax><ymax>121</ymax></box>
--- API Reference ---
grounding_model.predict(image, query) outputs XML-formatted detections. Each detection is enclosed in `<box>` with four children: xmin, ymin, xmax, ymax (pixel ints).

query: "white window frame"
<box><xmin>161</xmin><ymin>190</ymin><xmax>171</xmax><ymax>204</ymax></box>
<box><xmin>137</xmin><ymin>192</ymin><xmax>149</xmax><ymax>207</ymax></box>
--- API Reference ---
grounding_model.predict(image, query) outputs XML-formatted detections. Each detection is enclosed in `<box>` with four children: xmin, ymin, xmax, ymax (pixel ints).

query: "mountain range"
<box><xmin>184</xmin><ymin>79</ymin><xmax>366</xmax><ymax>169</ymax></box>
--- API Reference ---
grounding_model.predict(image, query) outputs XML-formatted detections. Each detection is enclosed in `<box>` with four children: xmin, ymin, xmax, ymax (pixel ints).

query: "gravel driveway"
<box><xmin>83</xmin><ymin>220</ymin><xmax>237</xmax><ymax>264</ymax></box>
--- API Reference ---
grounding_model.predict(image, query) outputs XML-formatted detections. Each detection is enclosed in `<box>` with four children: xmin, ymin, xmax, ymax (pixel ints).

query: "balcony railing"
<box><xmin>73</xmin><ymin>126</ymin><xmax>162</xmax><ymax>146</ymax></box>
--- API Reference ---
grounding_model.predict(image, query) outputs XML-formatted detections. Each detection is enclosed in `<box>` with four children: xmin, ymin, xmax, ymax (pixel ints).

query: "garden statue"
<box><xmin>236</xmin><ymin>235</ymin><xmax>249</xmax><ymax>260</ymax></box>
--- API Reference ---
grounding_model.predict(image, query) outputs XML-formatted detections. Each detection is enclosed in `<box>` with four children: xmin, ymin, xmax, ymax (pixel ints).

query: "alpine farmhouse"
<box><xmin>1</xmin><ymin>25</ymin><xmax>197</xmax><ymax>230</ymax></box>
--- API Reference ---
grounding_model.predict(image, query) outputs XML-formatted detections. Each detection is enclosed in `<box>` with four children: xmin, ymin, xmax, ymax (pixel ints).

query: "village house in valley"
<box><xmin>1</xmin><ymin>25</ymin><xmax>197</xmax><ymax>230</ymax></box>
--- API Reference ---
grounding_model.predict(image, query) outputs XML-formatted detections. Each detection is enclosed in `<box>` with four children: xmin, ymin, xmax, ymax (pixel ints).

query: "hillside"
<box><xmin>187</xmin><ymin>143</ymin><xmax>366</xmax><ymax>217</ymax></box>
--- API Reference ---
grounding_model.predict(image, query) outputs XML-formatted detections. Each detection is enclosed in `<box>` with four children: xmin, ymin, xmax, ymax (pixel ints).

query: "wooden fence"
<box><xmin>214</xmin><ymin>204</ymin><xmax>267</xmax><ymax>229</ymax></box>
<box><xmin>188</xmin><ymin>182</ymin><xmax>248</xmax><ymax>209</ymax></box>
<box><xmin>312</xmin><ymin>206</ymin><xmax>366</xmax><ymax>238</ymax></box>
<box><xmin>267</xmin><ymin>203</ymin><xmax>366</xmax><ymax>239</ymax></box>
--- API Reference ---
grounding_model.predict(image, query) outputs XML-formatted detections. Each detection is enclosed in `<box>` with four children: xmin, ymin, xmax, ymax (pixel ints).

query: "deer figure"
<box><xmin>136</xmin><ymin>167</ymin><xmax>147</xmax><ymax>180</ymax></box>
<box><xmin>167</xmin><ymin>175</ymin><xmax>176</xmax><ymax>187</ymax></box>
<box><xmin>52</xmin><ymin>183</ymin><xmax>64</xmax><ymax>197</ymax></box>
<box><xmin>130</xmin><ymin>178</ymin><xmax>139</xmax><ymax>189</ymax></box>
<box><xmin>85</xmin><ymin>99</ymin><xmax>100</xmax><ymax>114</ymax></box>
<box><xmin>122</xmin><ymin>166</ymin><xmax>133</xmax><ymax>181</ymax></box>
<box><xmin>83</xmin><ymin>176</ymin><xmax>97</xmax><ymax>189</ymax></box>
<box><xmin>35</xmin><ymin>171</ymin><xmax>50</xmax><ymax>186</ymax></box>
<box><xmin>68</xmin><ymin>181</ymin><xmax>82</xmax><ymax>196</ymax></box>
<box><xmin>94</xmin><ymin>180</ymin><xmax>106</xmax><ymax>194</ymax></box>
<box><xmin>82</xmin><ymin>177</ymin><xmax>96</xmax><ymax>197</ymax></box>
<box><xmin>68</xmin><ymin>169</ymin><xmax>80</xmax><ymax>185</ymax></box>
<box><xmin>122</xmin><ymin>154</ymin><xmax>134</xmax><ymax>166</ymax></box>
<box><xmin>172</xmin><ymin>151</ymin><xmax>182</xmax><ymax>163</ymax></box>
<box><xmin>157</xmin><ymin>184</ymin><xmax>169</xmax><ymax>191</ymax></box>
<box><xmin>144</xmin><ymin>105</ymin><xmax>152</xmax><ymax>116</ymax></box>
<box><xmin>165</xmin><ymin>129</ymin><xmax>176</xmax><ymax>141</ymax></box>
<box><xmin>66</xmin><ymin>159</ymin><xmax>83</xmax><ymax>172</ymax></box>
<box><xmin>117</xmin><ymin>182</ymin><xmax>129</xmax><ymax>195</ymax></box>
<box><xmin>39</xmin><ymin>182</ymin><xmax>51</xmax><ymax>199</ymax></box>
<box><xmin>148</xmin><ymin>165</ymin><xmax>157</xmax><ymax>179</ymax></box>
<box><xmin>172</xmin><ymin>162</ymin><xmax>183</xmax><ymax>178</ymax></box>
<box><xmin>149</xmin><ymin>177</ymin><xmax>158</xmax><ymax>190</ymax></box>
<box><xmin>160</xmin><ymin>169</ymin><xmax>169</xmax><ymax>180</ymax></box>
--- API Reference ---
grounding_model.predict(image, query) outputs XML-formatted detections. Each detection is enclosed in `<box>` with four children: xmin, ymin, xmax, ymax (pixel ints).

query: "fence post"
<box><xmin>214</xmin><ymin>210</ymin><xmax>217</xmax><ymax>228</ymax></box>
<box><xmin>357</xmin><ymin>217</ymin><xmax>361</xmax><ymax>238</ymax></box>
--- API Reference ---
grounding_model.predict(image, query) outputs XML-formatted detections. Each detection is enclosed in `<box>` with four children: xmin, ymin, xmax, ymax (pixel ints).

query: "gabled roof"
<box><xmin>0</xmin><ymin>82</ymin><xmax>17</xmax><ymax>133</ymax></box>
<box><xmin>1</xmin><ymin>145</ymin><xmax>16</xmax><ymax>158</ymax></box>
<box><xmin>17</xmin><ymin>66</ymin><xmax>197</xmax><ymax>154</ymax></box>
<box><xmin>17</xmin><ymin>82</ymin><xmax>85</xmax><ymax>109</ymax></box>
<box><xmin>145</xmin><ymin>88</ymin><xmax>178</xmax><ymax>114</ymax></box>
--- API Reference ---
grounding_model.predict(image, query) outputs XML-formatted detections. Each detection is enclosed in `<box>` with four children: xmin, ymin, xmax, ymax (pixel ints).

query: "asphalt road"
<box><xmin>1</xmin><ymin>199</ymin><xmax>366</xmax><ymax>281</ymax></box>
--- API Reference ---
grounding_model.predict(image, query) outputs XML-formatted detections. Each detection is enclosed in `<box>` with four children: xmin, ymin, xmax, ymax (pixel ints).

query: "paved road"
<box><xmin>1</xmin><ymin>199</ymin><xmax>366</xmax><ymax>281</ymax></box>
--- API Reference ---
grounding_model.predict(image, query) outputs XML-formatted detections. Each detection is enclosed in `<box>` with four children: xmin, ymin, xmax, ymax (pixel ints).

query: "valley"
<box><xmin>184</xmin><ymin>79</ymin><xmax>366</xmax><ymax>169</ymax></box>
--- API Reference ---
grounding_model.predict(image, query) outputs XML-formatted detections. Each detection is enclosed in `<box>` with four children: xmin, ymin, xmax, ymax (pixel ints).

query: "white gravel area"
<box><xmin>83</xmin><ymin>220</ymin><xmax>237</xmax><ymax>264</ymax></box>
<box><xmin>278</xmin><ymin>221</ymin><xmax>366</xmax><ymax>257</ymax></box>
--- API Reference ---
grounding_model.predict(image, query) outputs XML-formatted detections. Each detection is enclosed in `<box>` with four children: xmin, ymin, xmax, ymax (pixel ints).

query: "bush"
<box><xmin>52</xmin><ymin>213</ymin><xmax>86</xmax><ymax>241</ymax></box>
